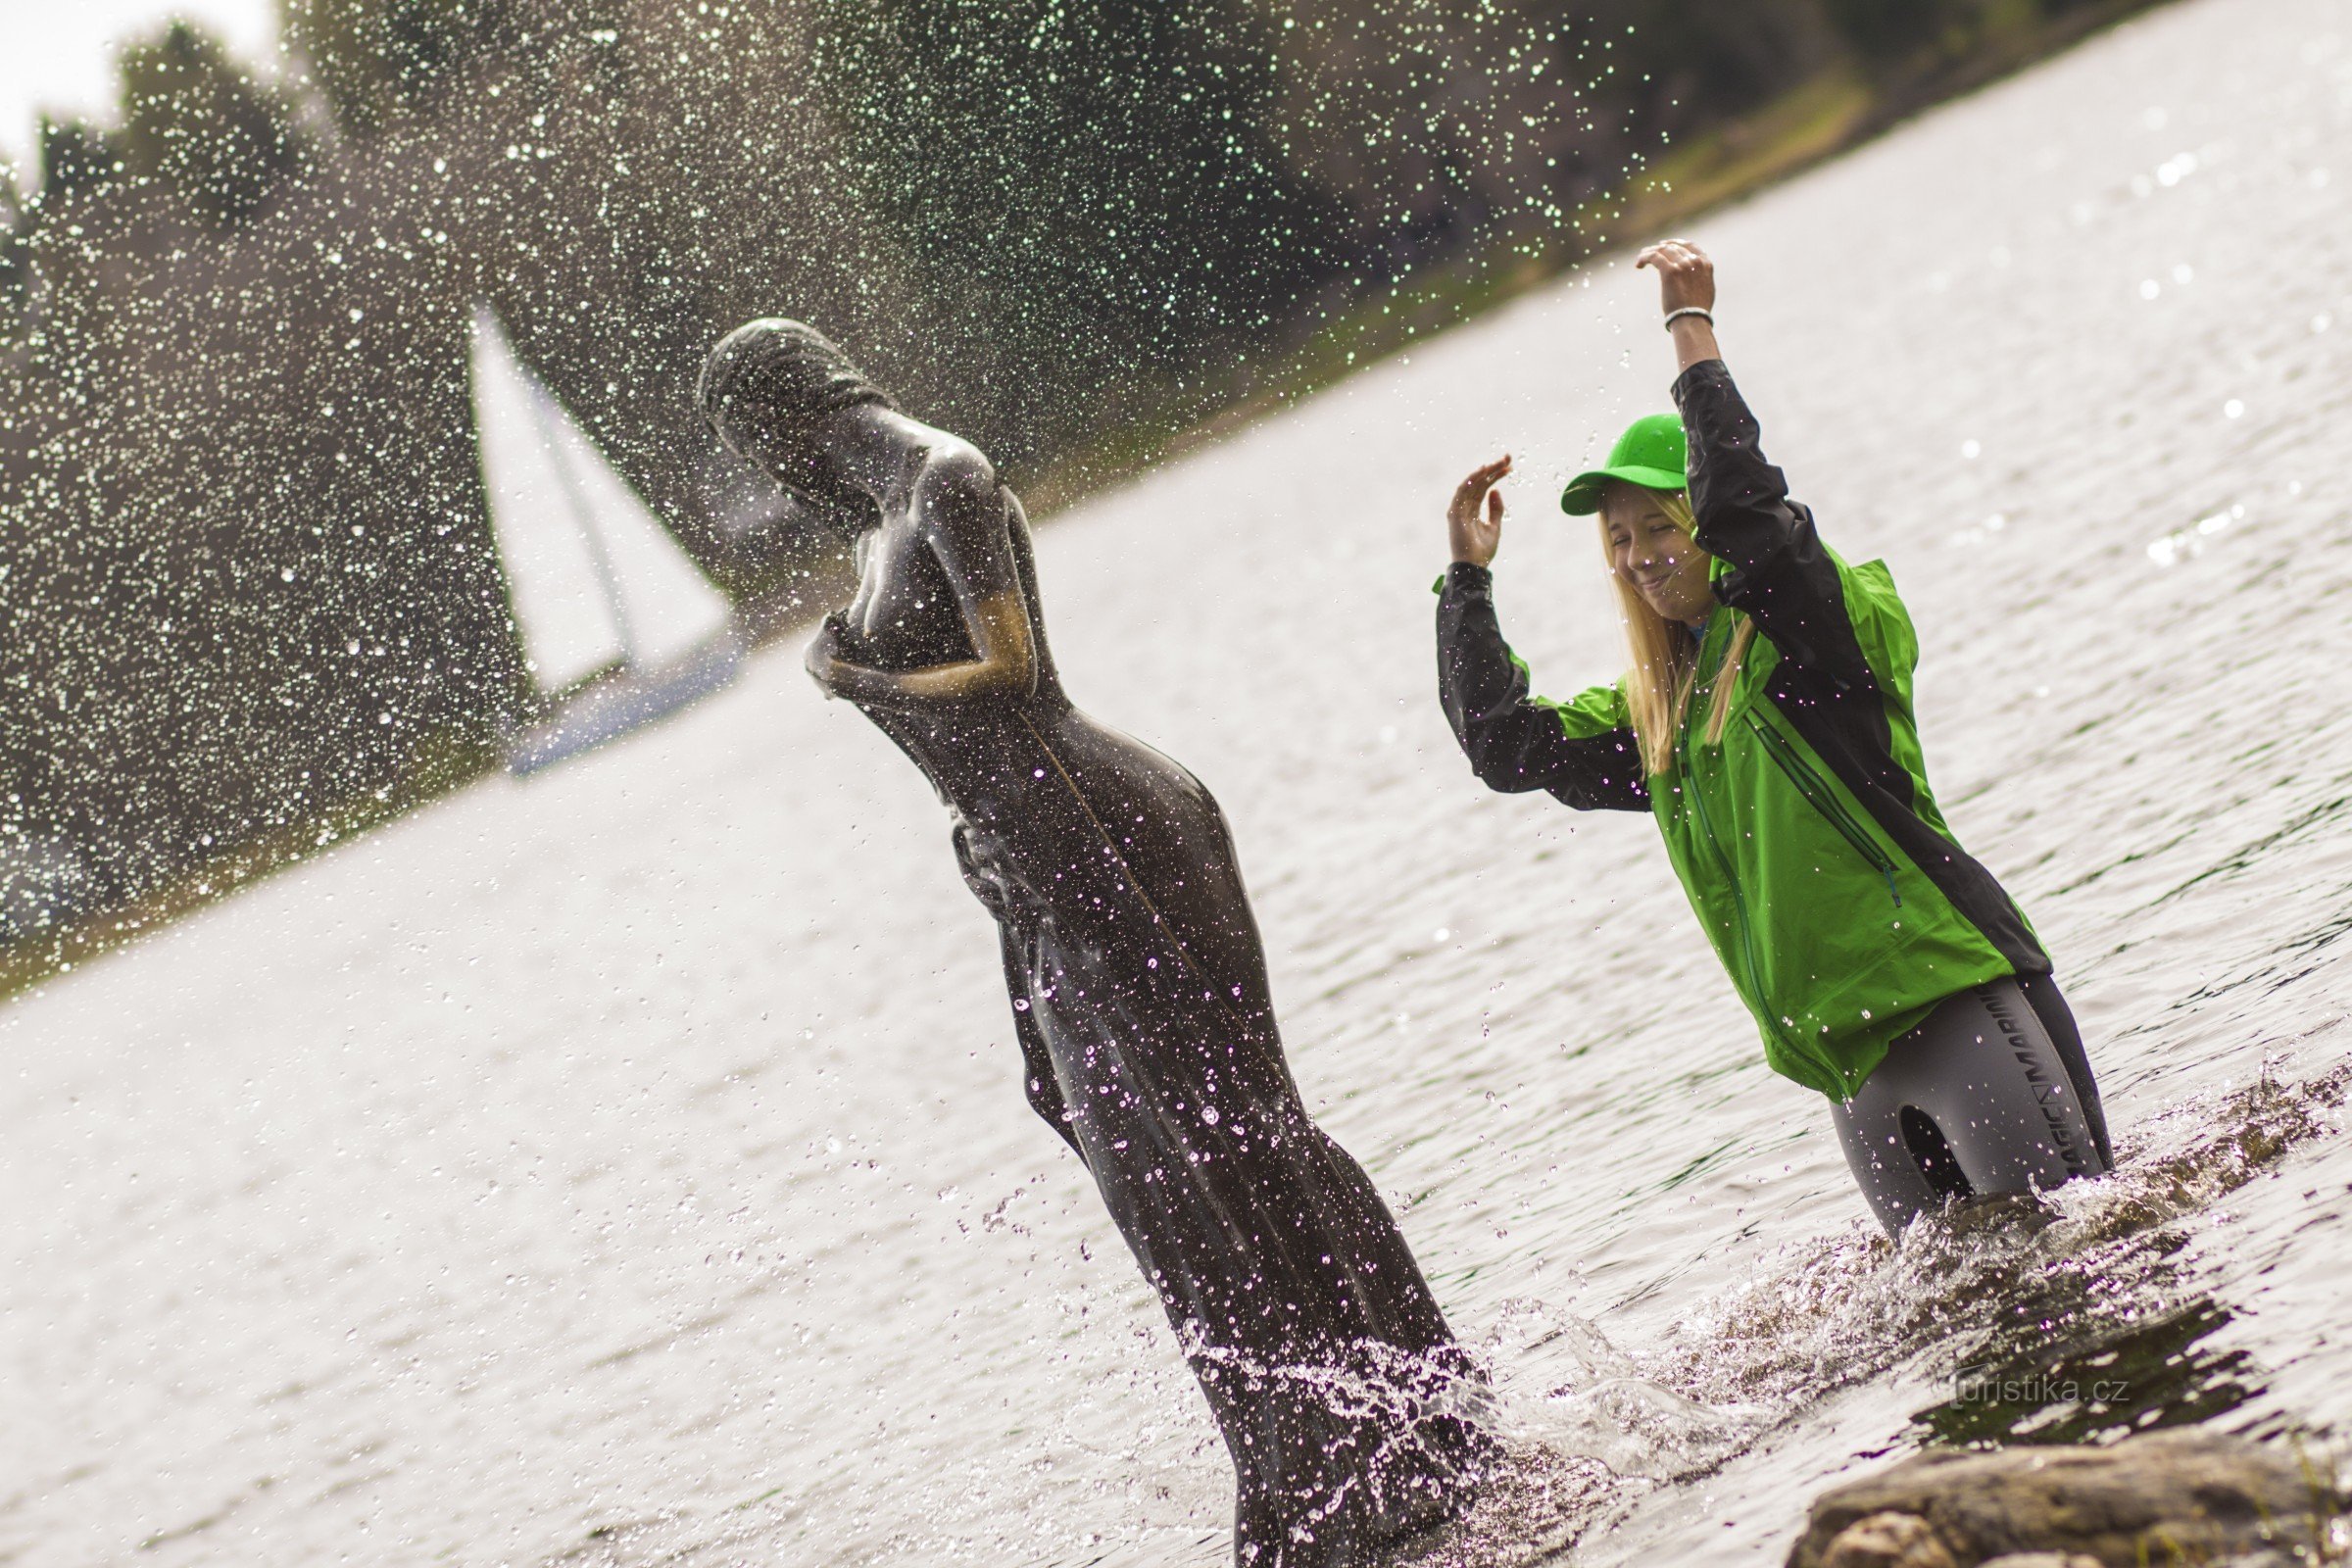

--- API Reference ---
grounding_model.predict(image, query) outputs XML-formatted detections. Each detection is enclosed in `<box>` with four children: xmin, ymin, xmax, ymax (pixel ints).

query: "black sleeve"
<box><xmin>1674</xmin><ymin>359</ymin><xmax>1877</xmax><ymax>694</ymax></box>
<box><xmin>1435</xmin><ymin>563</ymin><xmax>1649</xmax><ymax>812</ymax></box>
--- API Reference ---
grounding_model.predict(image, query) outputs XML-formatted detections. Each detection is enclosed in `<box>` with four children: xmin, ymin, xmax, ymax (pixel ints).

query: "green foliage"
<box><xmin>37</xmin><ymin>119</ymin><xmax>127</xmax><ymax>207</ymax></box>
<box><xmin>1605</xmin><ymin>0</ymin><xmax>1841</xmax><ymax>125</ymax></box>
<box><xmin>0</xmin><ymin>0</ymin><xmax>2179</xmax><ymax>968</ymax></box>
<box><xmin>0</xmin><ymin>216</ymin><xmax>33</xmax><ymax>347</ymax></box>
<box><xmin>812</xmin><ymin>0</ymin><xmax>1348</xmax><ymax>419</ymax></box>
<box><xmin>1821</xmin><ymin>0</ymin><xmax>2100</xmax><ymax>69</ymax></box>
<box><xmin>1821</xmin><ymin>0</ymin><xmax>1953</xmax><ymax>62</ymax></box>
<box><xmin>283</xmin><ymin>0</ymin><xmax>508</xmax><ymax>133</ymax></box>
<box><xmin>0</xmin><ymin>250</ymin><xmax>33</xmax><ymax>352</ymax></box>
<box><xmin>119</xmin><ymin>23</ymin><xmax>311</xmax><ymax>222</ymax></box>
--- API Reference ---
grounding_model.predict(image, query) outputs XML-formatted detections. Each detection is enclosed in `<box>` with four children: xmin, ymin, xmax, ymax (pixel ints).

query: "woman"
<box><xmin>1435</xmin><ymin>241</ymin><xmax>2113</xmax><ymax>1236</ymax></box>
<box><xmin>700</xmin><ymin>319</ymin><xmax>1488</xmax><ymax>1565</ymax></box>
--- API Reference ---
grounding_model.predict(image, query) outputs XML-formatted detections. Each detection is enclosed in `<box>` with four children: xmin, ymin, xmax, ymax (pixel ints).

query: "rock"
<box><xmin>1786</xmin><ymin>1430</ymin><xmax>2343</xmax><ymax>1568</ymax></box>
<box><xmin>1820</xmin><ymin>1510</ymin><xmax>1957</xmax><ymax>1568</ymax></box>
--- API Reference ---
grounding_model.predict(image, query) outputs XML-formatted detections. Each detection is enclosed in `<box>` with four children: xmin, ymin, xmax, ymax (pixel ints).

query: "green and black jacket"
<box><xmin>1436</xmin><ymin>359</ymin><xmax>2047</xmax><ymax>1098</ymax></box>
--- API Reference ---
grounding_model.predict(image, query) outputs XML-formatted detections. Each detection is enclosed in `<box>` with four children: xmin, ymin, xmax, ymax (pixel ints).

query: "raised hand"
<box><xmin>1636</xmin><ymin>238</ymin><xmax>1721</xmax><ymax>369</ymax></box>
<box><xmin>1635</xmin><ymin>237</ymin><xmax>1715</xmax><ymax>314</ymax></box>
<box><xmin>1447</xmin><ymin>455</ymin><xmax>1511</xmax><ymax>568</ymax></box>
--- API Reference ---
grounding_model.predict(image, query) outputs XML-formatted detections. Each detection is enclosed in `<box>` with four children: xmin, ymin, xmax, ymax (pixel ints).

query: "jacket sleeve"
<box><xmin>1436</xmin><ymin>563</ymin><xmax>1649</xmax><ymax>811</ymax></box>
<box><xmin>1674</xmin><ymin>359</ymin><xmax>1881</xmax><ymax>694</ymax></box>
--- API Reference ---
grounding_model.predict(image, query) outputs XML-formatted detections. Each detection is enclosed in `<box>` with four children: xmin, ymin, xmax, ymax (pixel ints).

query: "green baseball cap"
<box><xmin>1558</xmin><ymin>413</ymin><xmax>1688</xmax><ymax>514</ymax></box>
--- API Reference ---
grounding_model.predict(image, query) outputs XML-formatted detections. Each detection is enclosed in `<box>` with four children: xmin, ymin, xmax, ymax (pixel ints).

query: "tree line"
<box><xmin>0</xmin><ymin>0</ymin><xmax>2159</xmax><ymax>958</ymax></box>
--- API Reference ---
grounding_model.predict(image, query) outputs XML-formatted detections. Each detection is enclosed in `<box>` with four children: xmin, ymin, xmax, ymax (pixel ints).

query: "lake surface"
<box><xmin>7</xmin><ymin>0</ymin><xmax>2351</xmax><ymax>1561</ymax></box>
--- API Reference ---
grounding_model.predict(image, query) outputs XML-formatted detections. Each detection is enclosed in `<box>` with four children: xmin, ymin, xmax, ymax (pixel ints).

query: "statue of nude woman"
<box><xmin>700</xmin><ymin>319</ymin><xmax>1490</xmax><ymax>1566</ymax></box>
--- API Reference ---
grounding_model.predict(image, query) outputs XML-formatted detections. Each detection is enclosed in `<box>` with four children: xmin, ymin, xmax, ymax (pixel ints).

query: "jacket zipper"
<box><xmin>1677</xmin><ymin>630</ymin><xmax>1827</xmax><ymax>1083</ymax></box>
<box><xmin>1744</xmin><ymin>711</ymin><xmax>1902</xmax><ymax>908</ymax></box>
<box><xmin>1683</xmin><ymin>759</ymin><xmax>1779</xmax><ymax>1024</ymax></box>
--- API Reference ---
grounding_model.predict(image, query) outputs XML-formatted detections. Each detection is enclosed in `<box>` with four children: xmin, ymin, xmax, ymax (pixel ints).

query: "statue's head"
<box><xmin>699</xmin><ymin>318</ymin><xmax>898</xmax><ymax>533</ymax></box>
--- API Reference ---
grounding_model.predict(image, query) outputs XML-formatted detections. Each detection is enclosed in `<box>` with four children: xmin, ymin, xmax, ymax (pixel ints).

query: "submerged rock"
<box><xmin>1814</xmin><ymin>1510</ymin><xmax>1958</xmax><ymax>1568</ymax></box>
<box><xmin>1787</xmin><ymin>1429</ymin><xmax>2342</xmax><ymax>1568</ymax></box>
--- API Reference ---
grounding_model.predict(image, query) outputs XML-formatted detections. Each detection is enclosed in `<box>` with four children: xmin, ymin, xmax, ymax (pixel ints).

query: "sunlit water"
<box><xmin>8</xmin><ymin>1</ymin><xmax>2352</xmax><ymax>1562</ymax></box>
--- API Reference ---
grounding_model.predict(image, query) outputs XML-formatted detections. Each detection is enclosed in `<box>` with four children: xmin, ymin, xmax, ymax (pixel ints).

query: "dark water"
<box><xmin>7</xmin><ymin>0</ymin><xmax>2352</xmax><ymax>1562</ymax></box>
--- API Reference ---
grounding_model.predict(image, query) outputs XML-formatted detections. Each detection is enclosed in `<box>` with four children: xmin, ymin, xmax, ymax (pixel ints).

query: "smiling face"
<box><xmin>1600</xmin><ymin>482</ymin><xmax>1716</xmax><ymax>628</ymax></box>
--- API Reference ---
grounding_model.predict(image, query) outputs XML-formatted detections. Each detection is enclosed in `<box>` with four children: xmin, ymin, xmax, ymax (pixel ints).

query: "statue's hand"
<box><xmin>804</xmin><ymin>615</ymin><xmax>847</xmax><ymax>699</ymax></box>
<box><xmin>952</xmin><ymin>817</ymin><xmax>1017</xmax><ymax>917</ymax></box>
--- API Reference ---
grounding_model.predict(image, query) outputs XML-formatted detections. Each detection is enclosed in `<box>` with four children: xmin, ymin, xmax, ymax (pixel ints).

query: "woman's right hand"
<box><xmin>1447</xmin><ymin>455</ymin><xmax>1510</xmax><ymax>567</ymax></box>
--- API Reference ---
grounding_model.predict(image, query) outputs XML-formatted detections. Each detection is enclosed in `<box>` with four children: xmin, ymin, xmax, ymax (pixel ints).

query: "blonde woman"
<box><xmin>1433</xmin><ymin>239</ymin><xmax>2111</xmax><ymax>1236</ymax></box>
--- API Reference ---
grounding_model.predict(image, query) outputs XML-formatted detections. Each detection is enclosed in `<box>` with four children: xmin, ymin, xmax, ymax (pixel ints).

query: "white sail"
<box><xmin>544</xmin><ymin>389</ymin><xmax>734</xmax><ymax>668</ymax></box>
<box><xmin>467</xmin><ymin>305</ymin><xmax>733</xmax><ymax>687</ymax></box>
<box><xmin>468</xmin><ymin>305</ymin><xmax>621</xmax><ymax>691</ymax></box>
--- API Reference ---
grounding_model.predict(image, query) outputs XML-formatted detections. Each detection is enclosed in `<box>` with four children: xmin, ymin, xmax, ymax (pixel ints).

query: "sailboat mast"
<box><xmin>525</xmin><ymin>379</ymin><xmax>639</xmax><ymax>669</ymax></box>
<box><xmin>470</xmin><ymin>302</ymin><xmax>745</xmax><ymax>774</ymax></box>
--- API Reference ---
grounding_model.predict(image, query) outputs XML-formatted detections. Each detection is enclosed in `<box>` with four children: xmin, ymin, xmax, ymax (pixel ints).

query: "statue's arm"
<box><xmin>820</xmin><ymin>444</ymin><xmax>1040</xmax><ymax>708</ymax></box>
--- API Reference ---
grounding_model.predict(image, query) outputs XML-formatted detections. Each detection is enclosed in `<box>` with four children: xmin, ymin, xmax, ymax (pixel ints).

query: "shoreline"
<box><xmin>0</xmin><ymin>0</ymin><xmax>2180</xmax><ymax>1005</ymax></box>
<box><xmin>1011</xmin><ymin>0</ymin><xmax>2173</xmax><ymax>518</ymax></box>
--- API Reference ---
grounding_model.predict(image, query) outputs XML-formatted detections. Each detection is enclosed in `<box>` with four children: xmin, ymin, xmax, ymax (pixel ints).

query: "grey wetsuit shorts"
<box><xmin>1832</xmin><ymin>974</ymin><xmax>2114</xmax><ymax>1237</ymax></box>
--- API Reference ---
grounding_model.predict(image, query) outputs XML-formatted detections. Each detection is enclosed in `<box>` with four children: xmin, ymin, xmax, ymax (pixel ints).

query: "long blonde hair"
<box><xmin>1599</xmin><ymin>484</ymin><xmax>1757</xmax><ymax>776</ymax></box>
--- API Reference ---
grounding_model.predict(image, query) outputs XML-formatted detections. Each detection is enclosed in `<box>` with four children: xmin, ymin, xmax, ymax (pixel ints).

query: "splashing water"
<box><xmin>7</xmin><ymin>1</ymin><xmax>2352</xmax><ymax>1565</ymax></box>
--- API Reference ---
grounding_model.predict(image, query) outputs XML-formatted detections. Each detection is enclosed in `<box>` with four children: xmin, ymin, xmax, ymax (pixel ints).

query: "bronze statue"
<box><xmin>700</xmin><ymin>320</ymin><xmax>1489</xmax><ymax>1565</ymax></box>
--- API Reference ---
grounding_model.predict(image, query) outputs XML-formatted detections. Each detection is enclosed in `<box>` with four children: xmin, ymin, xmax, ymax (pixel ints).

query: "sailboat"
<box><xmin>467</xmin><ymin>304</ymin><xmax>747</xmax><ymax>776</ymax></box>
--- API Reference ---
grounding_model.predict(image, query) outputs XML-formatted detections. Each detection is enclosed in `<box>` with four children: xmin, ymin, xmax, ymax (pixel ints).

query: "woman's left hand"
<box><xmin>1635</xmin><ymin>238</ymin><xmax>1715</xmax><ymax>314</ymax></box>
<box><xmin>1637</xmin><ymin>238</ymin><xmax>1722</xmax><ymax>369</ymax></box>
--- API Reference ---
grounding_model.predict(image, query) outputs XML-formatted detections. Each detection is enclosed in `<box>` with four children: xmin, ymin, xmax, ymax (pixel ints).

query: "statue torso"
<box><xmin>840</xmin><ymin>511</ymin><xmax>977</xmax><ymax>672</ymax></box>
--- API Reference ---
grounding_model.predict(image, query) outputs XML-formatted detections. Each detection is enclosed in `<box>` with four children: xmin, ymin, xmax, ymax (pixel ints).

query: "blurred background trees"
<box><xmin>0</xmin><ymin>0</ymin><xmax>2165</xmax><ymax>961</ymax></box>
<box><xmin>119</xmin><ymin>22</ymin><xmax>312</xmax><ymax>221</ymax></box>
<box><xmin>810</xmin><ymin>0</ymin><xmax>1350</xmax><ymax>462</ymax></box>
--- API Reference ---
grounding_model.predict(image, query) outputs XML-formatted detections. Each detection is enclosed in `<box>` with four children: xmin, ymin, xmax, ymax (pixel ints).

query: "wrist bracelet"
<box><xmin>1663</xmin><ymin>306</ymin><xmax>1714</xmax><ymax>330</ymax></box>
